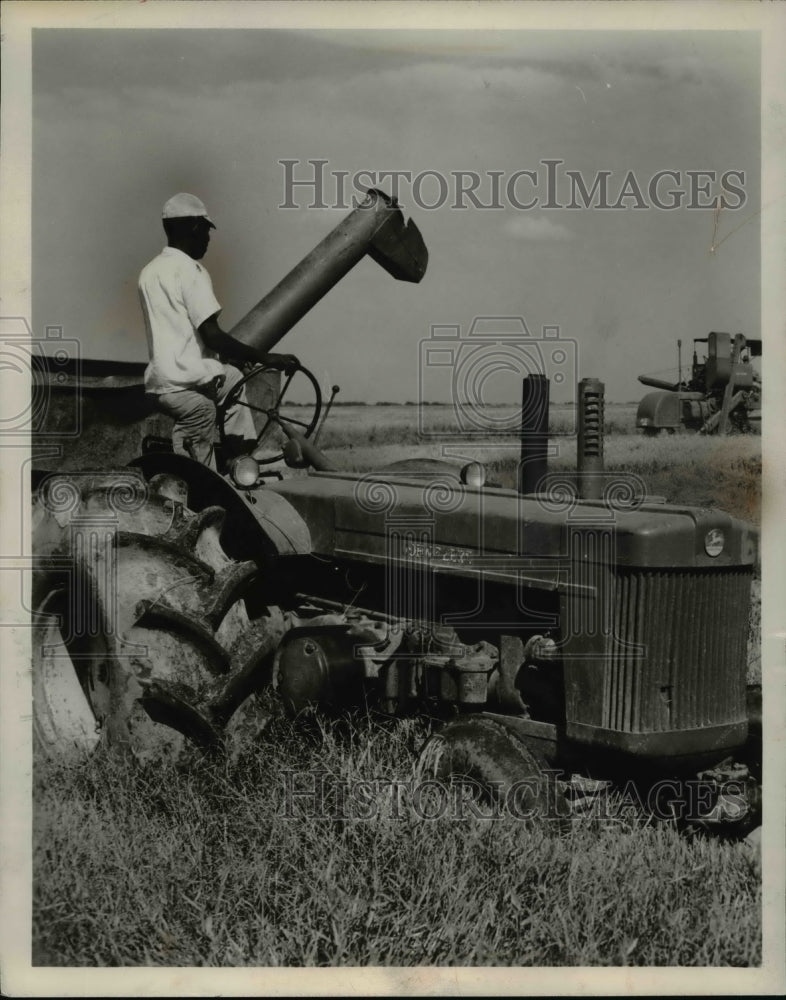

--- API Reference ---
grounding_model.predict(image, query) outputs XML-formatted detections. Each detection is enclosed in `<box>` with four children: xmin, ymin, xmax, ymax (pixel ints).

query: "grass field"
<box><xmin>34</xmin><ymin>716</ymin><xmax>761</xmax><ymax>967</ymax></box>
<box><xmin>311</xmin><ymin>401</ymin><xmax>640</xmax><ymax>450</ymax></box>
<box><xmin>32</xmin><ymin>407</ymin><xmax>763</xmax><ymax>967</ymax></box>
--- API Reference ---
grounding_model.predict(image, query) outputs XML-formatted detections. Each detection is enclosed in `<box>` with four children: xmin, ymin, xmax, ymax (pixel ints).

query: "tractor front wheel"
<box><xmin>417</xmin><ymin>716</ymin><xmax>568</xmax><ymax>828</ymax></box>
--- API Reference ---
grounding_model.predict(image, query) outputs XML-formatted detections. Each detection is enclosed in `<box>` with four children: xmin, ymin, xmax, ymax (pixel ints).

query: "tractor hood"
<box><xmin>269</xmin><ymin>470</ymin><xmax>758</xmax><ymax>584</ymax></box>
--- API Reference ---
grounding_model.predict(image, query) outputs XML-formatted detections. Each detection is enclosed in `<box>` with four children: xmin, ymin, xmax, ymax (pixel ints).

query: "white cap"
<box><xmin>162</xmin><ymin>192</ymin><xmax>216</xmax><ymax>228</ymax></box>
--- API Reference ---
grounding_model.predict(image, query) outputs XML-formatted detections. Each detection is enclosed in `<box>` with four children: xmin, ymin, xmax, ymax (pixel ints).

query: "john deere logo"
<box><xmin>704</xmin><ymin>528</ymin><xmax>725</xmax><ymax>557</ymax></box>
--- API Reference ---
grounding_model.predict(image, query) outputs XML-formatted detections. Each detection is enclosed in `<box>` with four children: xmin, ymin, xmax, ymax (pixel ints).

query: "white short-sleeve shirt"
<box><xmin>139</xmin><ymin>246</ymin><xmax>225</xmax><ymax>393</ymax></box>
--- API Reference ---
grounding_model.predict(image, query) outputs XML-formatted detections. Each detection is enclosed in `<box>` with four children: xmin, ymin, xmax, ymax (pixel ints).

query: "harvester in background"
<box><xmin>636</xmin><ymin>332</ymin><xmax>762</xmax><ymax>436</ymax></box>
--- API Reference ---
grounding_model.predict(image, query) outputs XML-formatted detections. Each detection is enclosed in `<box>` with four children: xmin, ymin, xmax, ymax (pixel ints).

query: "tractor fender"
<box><xmin>128</xmin><ymin>452</ymin><xmax>312</xmax><ymax>560</ymax></box>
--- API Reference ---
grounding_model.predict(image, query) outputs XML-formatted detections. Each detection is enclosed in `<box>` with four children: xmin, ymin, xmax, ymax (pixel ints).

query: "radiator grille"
<box><xmin>604</xmin><ymin>568</ymin><xmax>751</xmax><ymax>732</ymax></box>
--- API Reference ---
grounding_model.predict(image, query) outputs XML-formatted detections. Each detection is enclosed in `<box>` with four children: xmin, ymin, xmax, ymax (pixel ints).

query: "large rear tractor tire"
<box><xmin>32</xmin><ymin>469</ymin><xmax>284</xmax><ymax>761</ymax></box>
<box><xmin>416</xmin><ymin>716</ymin><xmax>569</xmax><ymax>829</ymax></box>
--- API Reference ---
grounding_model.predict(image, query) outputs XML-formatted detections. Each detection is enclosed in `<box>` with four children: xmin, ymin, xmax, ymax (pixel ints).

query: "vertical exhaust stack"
<box><xmin>577</xmin><ymin>377</ymin><xmax>605</xmax><ymax>500</ymax></box>
<box><xmin>518</xmin><ymin>374</ymin><xmax>550</xmax><ymax>494</ymax></box>
<box><xmin>228</xmin><ymin>189</ymin><xmax>428</xmax><ymax>355</ymax></box>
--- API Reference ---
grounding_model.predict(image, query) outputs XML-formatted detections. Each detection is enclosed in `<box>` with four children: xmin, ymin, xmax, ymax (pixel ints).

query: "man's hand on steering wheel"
<box><xmin>217</xmin><ymin>357</ymin><xmax>322</xmax><ymax>466</ymax></box>
<box><xmin>260</xmin><ymin>352</ymin><xmax>300</xmax><ymax>375</ymax></box>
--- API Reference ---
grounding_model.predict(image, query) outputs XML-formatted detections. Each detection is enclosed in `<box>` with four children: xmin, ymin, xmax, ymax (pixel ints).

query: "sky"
<box><xmin>32</xmin><ymin>28</ymin><xmax>761</xmax><ymax>403</ymax></box>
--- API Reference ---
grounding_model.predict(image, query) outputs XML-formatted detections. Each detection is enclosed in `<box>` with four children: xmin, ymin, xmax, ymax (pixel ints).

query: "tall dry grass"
<box><xmin>321</xmin><ymin>415</ymin><xmax>761</xmax><ymax>526</ymax></box>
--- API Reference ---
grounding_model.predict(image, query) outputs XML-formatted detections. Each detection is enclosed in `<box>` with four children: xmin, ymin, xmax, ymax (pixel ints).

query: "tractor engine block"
<box><xmin>274</xmin><ymin>606</ymin><xmax>555</xmax><ymax>718</ymax></box>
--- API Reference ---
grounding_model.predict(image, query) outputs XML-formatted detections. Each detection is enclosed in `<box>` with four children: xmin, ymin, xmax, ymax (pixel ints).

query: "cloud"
<box><xmin>503</xmin><ymin>215</ymin><xmax>573</xmax><ymax>242</ymax></box>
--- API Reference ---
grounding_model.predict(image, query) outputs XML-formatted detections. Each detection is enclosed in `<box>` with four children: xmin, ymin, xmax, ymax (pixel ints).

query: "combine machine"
<box><xmin>636</xmin><ymin>332</ymin><xmax>762</xmax><ymax>435</ymax></box>
<box><xmin>32</xmin><ymin>190</ymin><xmax>761</xmax><ymax>832</ymax></box>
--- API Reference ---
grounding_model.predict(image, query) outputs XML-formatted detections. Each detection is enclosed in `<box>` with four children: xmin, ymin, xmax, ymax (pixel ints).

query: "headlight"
<box><xmin>704</xmin><ymin>528</ymin><xmax>724</xmax><ymax>557</ymax></box>
<box><xmin>230</xmin><ymin>455</ymin><xmax>260</xmax><ymax>488</ymax></box>
<box><xmin>460</xmin><ymin>462</ymin><xmax>486</xmax><ymax>488</ymax></box>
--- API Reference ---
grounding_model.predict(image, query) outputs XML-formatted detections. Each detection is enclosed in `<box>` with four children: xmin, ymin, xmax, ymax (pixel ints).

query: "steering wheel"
<box><xmin>217</xmin><ymin>362</ymin><xmax>323</xmax><ymax>465</ymax></box>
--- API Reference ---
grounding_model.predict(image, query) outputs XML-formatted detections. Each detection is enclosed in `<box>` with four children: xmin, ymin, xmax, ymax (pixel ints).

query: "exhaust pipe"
<box><xmin>518</xmin><ymin>374</ymin><xmax>549</xmax><ymax>494</ymax></box>
<box><xmin>229</xmin><ymin>189</ymin><xmax>428</xmax><ymax>354</ymax></box>
<box><xmin>577</xmin><ymin>377</ymin><xmax>604</xmax><ymax>500</ymax></box>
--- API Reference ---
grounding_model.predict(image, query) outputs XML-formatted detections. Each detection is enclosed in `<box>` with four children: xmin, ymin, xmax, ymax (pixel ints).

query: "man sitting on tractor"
<box><xmin>139</xmin><ymin>192</ymin><xmax>297</xmax><ymax>470</ymax></box>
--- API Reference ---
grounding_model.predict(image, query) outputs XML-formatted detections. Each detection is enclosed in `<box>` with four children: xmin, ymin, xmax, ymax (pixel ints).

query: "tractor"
<box><xmin>31</xmin><ymin>189</ymin><xmax>761</xmax><ymax>833</ymax></box>
<box><xmin>636</xmin><ymin>332</ymin><xmax>762</xmax><ymax>436</ymax></box>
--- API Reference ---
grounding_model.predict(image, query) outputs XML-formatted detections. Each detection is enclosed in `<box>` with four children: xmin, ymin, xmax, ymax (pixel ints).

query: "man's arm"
<box><xmin>198</xmin><ymin>314</ymin><xmax>299</xmax><ymax>372</ymax></box>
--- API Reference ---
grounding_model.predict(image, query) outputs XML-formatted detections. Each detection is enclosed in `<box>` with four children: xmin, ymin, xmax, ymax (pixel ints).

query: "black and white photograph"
<box><xmin>1</xmin><ymin>1</ymin><xmax>784</xmax><ymax>994</ymax></box>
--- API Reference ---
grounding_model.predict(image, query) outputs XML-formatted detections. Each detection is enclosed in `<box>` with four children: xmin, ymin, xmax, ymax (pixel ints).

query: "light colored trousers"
<box><xmin>151</xmin><ymin>365</ymin><xmax>257</xmax><ymax>470</ymax></box>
